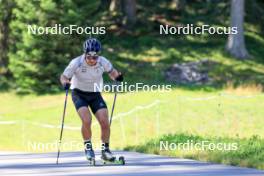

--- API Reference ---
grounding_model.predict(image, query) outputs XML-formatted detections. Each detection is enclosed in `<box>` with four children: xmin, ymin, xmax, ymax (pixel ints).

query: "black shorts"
<box><xmin>71</xmin><ymin>89</ymin><xmax>107</xmax><ymax>114</ymax></box>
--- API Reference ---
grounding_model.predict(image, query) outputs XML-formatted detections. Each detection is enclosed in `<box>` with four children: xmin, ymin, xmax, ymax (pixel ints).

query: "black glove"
<box><xmin>115</xmin><ymin>74</ymin><xmax>124</xmax><ymax>82</ymax></box>
<box><xmin>63</xmin><ymin>82</ymin><xmax>71</xmax><ymax>90</ymax></box>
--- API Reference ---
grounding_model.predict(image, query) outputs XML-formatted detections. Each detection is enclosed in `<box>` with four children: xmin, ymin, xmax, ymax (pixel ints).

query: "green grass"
<box><xmin>125</xmin><ymin>133</ymin><xmax>264</xmax><ymax>170</ymax></box>
<box><xmin>0</xmin><ymin>89</ymin><xmax>263</xmax><ymax>151</ymax></box>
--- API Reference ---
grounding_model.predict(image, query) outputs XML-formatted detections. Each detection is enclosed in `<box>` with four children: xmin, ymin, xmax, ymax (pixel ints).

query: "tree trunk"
<box><xmin>170</xmin><ymin>0</ymin><xmax>185</xmax><ymax>10</ymax></box>
<box><xmin>0</xmin><ymin>0</ymin><xmax>13</xmax><ymax>75</ymax></box>
<box><xmin>121</xmin><ymin>0</ymin><xmax>136</xmax><ymax>28</ymax></box>
<box><xmin>100</xmin><ymin>0</ymin><xmax>112</xmax><ymax>11</ymax></box>
<box><xmin>226</xmin><ymin>0</ymin><xmax>249</xmax><ymax>59</ymax></box>
<box><xmin>110</xmin><ymin>0</ymin><xmax>120</xmax><ymax>12</ymax></box>
<box><xmin>91</xmin><ymin>0</ymin><xmax>111</xmax><ymax>15</ymax></box>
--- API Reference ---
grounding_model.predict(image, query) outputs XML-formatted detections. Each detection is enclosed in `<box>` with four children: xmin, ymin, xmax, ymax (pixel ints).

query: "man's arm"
<box><xmin>100</xmin><ymin>57</ymin><xmax>123</xmax><ymax>81</ymax></box>
<box><xmin>60</xmin><ymin>58</ymin><xmax>79</xmax><ymax>89</ymax></box>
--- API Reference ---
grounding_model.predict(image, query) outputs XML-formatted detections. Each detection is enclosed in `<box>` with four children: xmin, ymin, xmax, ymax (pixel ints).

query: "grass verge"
<box><xmin>125</xmin><ymin>133</ymin><xmax>264</xmax><ymax>170</ymax></box>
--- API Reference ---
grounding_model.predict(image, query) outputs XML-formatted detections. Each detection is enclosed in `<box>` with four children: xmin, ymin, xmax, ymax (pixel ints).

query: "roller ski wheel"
<box><xmin>118</xmin><ymin>156</ymin><xmax>125</xmax><ymax>165</ymax></box>
<box><xmin>88</xmin><ymin>158</ymin><xmax>96</xmax><ymax>166</ymax></box>
<box><xmin>102</xmin><ymin>156</ymin><xmax>125</xmax><ymax>165</ymax></box>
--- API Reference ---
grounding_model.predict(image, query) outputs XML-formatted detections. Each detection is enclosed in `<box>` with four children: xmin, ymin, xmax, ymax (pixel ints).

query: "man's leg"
<box><xmin>95</xmin><ymin>108</ymin><xmax>115</xmax><ymax>161</ymax></box>
<box><xmin>77</xmin><ymin>107</ymin><xmax>92</xmax><ymax>140</ymax></box>
<box><xmin>95</xmin><ymin>108</ymin><xmax>110</xmax><ymax>143</ymax></box>
<box><xmin>77</xmin><ymin>107</ymin><xmax>95</xmax><ymax>160</ymax></box>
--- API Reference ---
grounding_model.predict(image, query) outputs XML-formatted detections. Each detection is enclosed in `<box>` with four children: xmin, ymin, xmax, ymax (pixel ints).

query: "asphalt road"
<box><xmin>0</xmin><ymin>151</ymin><xmax>263</xmax><ymax>176</ymax></box>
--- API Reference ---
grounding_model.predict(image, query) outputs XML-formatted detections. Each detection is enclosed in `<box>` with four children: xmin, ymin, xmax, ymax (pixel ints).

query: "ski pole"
<box><xmin>109</xmin><ymin>82</ymin><xmax>118</xmax><ymax>126</ymax></box>
<box><xmin>56</xmin><ymin>89</ymin><xmax>69</xmax><ymax>164</ymax></box>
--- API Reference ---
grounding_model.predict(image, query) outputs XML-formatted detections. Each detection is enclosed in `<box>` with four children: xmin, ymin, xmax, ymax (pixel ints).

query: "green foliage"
<box><xmin>3</xmin><ymin>0</ymin><xmax>264</xmax><ymax>93</ymax></box>
<box><xmin>8</xmin><ymin>0</ymin><xmax>99</xmax><ymax>93</ymax></box>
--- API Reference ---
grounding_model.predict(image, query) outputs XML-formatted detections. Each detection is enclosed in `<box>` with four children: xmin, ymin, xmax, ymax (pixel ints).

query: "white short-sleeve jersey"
<box><xmin>63</xmin><ymin>54</ymin><xmax>113</xmax><ymax>92</ymax></box>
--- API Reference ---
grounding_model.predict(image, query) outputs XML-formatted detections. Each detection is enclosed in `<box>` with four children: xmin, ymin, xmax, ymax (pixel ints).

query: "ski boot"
<box><xmin>101</xmin><ymin>149</ymin><xmax>125</xmax><ymax>165</ymax></box>
<box><xmin>85</xmin><ymin>148</ymin><xmax>95</xmax><ymax>166</ymax></box>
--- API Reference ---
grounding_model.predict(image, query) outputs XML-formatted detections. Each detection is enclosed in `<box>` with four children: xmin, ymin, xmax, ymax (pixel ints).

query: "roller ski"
<box><xmin>101</xmin><ymin>149</ymin><xmax>125</xmax><ymax>165</ymax></box>
<box><xmin>85</xmin><ymin>147</ymin><xmax>96</xmax><ymax>166</ymax></box>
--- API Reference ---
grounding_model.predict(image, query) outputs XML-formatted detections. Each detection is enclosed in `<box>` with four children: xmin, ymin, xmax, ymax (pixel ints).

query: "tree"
<box><xmin>121</xmin><ymin>0</ymin><xmax>136</xmax><ymax>28</ymax></box>
<box><xmin>97</xmin><ymin>0</ymin><xmax>136</xmax><ymax>29</ymax></box>
<box><xmin>99</xmin><ymin>0</ymin><xmax>112</xmax><ymax>10</ymax></box>
<box><xmin>0</xmin><ymin>0</ymin><xmax>14</xmax><ymax>76</ymax></box>
<box><xmin>170</xmin><ymin>0</ymin><xmax>185</xmax><ymax>10</ymax></box>
<box><xmin>110</xmin><ymin>0</ymin><xmax>120</xmax><ymax>12</ymax></box>
<box><xmin>226</xmin><ymin>0</ymin><xmax>249</xmax><ymax>59</ymax></box>
<box><xmin>9</xmin><ymin>0</ymin><xmax>99</xmax><ymax>93</ymax></box>
<box><xmin>91</xmin><ymin>0</ymin><xmax>111</xmax><ymax>15</ymax></box>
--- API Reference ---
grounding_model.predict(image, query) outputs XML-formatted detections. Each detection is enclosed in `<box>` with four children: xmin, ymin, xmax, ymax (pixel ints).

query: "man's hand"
<box><xmin>60</xmin><ymin>74</ymin><xmax>71</xmax><ymax>90</ymax></box>
<box><xmin>115</xmin><ymin>73</ymin><xmax>124</xmax><ymax>82</ymax></box>
<box><xmin>109</xmin><ymin>69</ymin><xmax>124</xmax><ymax>82</ymax></box>
<box><xmin>63</xmin><ymin>82</ymin><xmax>71</xmax><ymax>90</ymax></box>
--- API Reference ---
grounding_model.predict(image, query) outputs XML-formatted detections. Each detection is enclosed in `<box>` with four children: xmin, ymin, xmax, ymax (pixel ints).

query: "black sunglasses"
<box><xmin>85</xmin><ymin>54</ymin><xmax>98</xmax><ymax>60</ymax></box>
